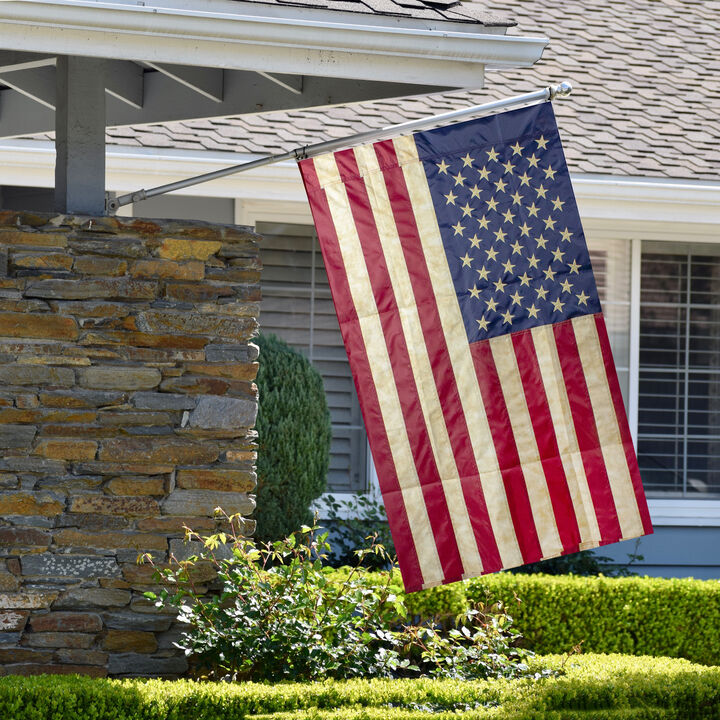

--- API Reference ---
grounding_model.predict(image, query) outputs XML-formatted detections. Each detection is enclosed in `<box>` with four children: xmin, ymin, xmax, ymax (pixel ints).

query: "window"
<box><xmin>637</xmin><ymin>242</ymin><xmax>720</xmax><ymax>497</ymax></box>
<box><xmin>256</xmin><ymin>222</ymin><xmax>368</xmax><ymax>494</ymax></box>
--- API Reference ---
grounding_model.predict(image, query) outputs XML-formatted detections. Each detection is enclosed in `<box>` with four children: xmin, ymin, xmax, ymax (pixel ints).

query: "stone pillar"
<box><xmin>0</xmin><ymin>211</ymin><xmax>260</xmax><ymax>677</ymax></box>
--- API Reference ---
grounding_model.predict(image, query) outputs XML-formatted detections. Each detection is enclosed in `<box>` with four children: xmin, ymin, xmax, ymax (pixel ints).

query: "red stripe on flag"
<box><xmin>594</xmin><ymin>315</ymin><xmax>653</xmax><ymax>535</ymax></box>
<box><xmin>469</xmin><ymin>340</ymin><xmax>543</xmax><ymax>564</ymax></box>
<box><xmin>552</xmin><ymin>319</ymin><xmax>623</xmax><ymax>543</ymax></box>
<box><xmin>511</xmin><ymin>330</ymin><xmax>582</xmax><ymax>554</ymax></box>
<box><xmin>374</xmin><ymin>139</ymin><xmax>503</xmax><ymax>573</ymax></box>
<box><xmin>298</xmin><ymin>158</ymin><xmax>424</xmax><ymax>591</ymax></box>
<box><xmin>332</xmin><ymin>148</ymin><xmax>465</xmax><ymax>584</ymax></box>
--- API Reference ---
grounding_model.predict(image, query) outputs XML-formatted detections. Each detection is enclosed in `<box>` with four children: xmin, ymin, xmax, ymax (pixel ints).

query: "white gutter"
<box><xmin>0</xmin><ymin>0</ymin><xmax>547</xmax><ymax>87</ymax></box>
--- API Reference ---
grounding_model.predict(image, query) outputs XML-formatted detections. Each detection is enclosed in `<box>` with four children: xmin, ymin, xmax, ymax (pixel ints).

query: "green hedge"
<box><xmin>1</xmin><ymin>655</ymin><xmax>719</xmax><ymax>719</ymax></box>
<box><xmin>335</xmin><ymin>570</ymin><xmax>720</xmax><ymax>666</ymax></box>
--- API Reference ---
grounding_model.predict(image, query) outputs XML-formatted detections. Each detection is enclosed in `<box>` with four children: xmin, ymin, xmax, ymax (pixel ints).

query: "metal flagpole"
<box><xmin>106</xmin><ymin>81</ymin><xmax>572</xmax><ymax>213</ymax></box>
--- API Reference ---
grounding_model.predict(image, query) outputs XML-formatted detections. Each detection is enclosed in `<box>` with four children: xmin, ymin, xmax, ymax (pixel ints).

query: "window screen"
<box><xmin>256</xmin><ymin>222</ymin><xmax>368</xmax><ymax>493</ymax></box>
<box><xmin>638</xmin><ymin>242</ymin><xmax>720</xmax><ymax>496</ymax></box>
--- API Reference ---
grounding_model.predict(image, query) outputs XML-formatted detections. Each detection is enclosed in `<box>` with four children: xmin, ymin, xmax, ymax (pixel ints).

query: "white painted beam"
<box><xmin>0</xmin><ymin>66</ymin><xmax>56</xmax><ymax>109</ymax></box>
<box><xmin>0</xmin><ymin>71</ymin><xmax>440</xmax><ymax>137</ymax></box>
<box><xmin>145</xmin><ymin>62</ymin><xmax>223</xmax><ymax>102</ymax></box>
<box><xmin>0</xmin><ymin>1</ymin><xmax>547</xmax><ymax>88</ymax></box>
<box><xmin>105</xmin><ymin>60</ymin><xmax>144</xmax><ymax>109</ymax></box>
<box><xmin>258</xmin><ymin>72</ymin><xmax>303</xmax><ymax>96</ymax></box>
<box><xmin>0</xmin><ymin>51</ymin><xmax>55</xmax><ymax>73</ymax></box>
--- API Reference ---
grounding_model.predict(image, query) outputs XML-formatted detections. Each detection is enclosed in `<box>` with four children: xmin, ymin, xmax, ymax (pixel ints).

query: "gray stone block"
<box><xmin>103</xmin><ymin>611</ymin><xmax>174</xmax><ymax>632</ymax></box>
<box><xmin>0</xmin><ymin>425</ymin><xmax>36</xmax><ymax>449</ymax></box>
<box><xmin>132</xmin><ymin>392</ymin><xmax>196</xmax><ymax>411</ymax></box>
<box><xmin>54</xmin><ymin>588</ymin><xmax>131</xmax><ymax>609</ymax></box>
<box><xmin>162</xmin><ymin>489</ymin><xmax>255</xmax><ymax>517</ymax></box>
<box><xmin>0</xmin><ymin>365</ymin><xmax>74</xmax><ymax>387</ymax></box>
<box><xmin>205</xmin><ymin>343</ymin><xmax>258</xmax><ymax>363</ymax></box>
<box><xmin>189</xmin><ymin>394</ymin><xmax>257</xmax><ymax>429</ymax></box>
<box><xmin>78</xmin><ymin>366</ymin><xmax>161</xmax><ymax>391</ymax></box>
<box><xmin>22</xmin><ymin>554</ymin><xmax>121</xmax><ymax>578</ymax></box>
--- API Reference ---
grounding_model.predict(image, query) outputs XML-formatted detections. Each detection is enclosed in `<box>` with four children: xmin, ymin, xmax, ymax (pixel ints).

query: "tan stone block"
<box><xmin>0</xmin><ymin>493</ymin><xmax>64</xmax><ymax>517</ymax></box>
<box><xmin>42</xmin><ymin>410</ymin><xmax>98</xmax><ymax>423</ymax></box>
<box><xmin>99</xmin><ymin>438</ymin><xmax>220</xmax><ymax>465</ymax></box>
<box><xmin>105</xmin><ymin>477</ymin><xmax>166</xmax><ymax>496</ymax></box>
<box><xmin>158</xmin><ymin>238</ymin><xmax>221</xmax><ymax>261</ymax></box>
<box><xmin>54</xmin><ymin>529</ymin><xmax>167</xmax><ymax>551</ymax></box>
<box><xmin>29</xmin><ymin>612</ymin><xmax>103</xmax><ymax>633</ymax></box>
<box><xmin>73</xmin><ymin>257</ymin><xmax>128</xmax><ymax>276</ymax></box>
<box><xmin>78</xmin><ymin>366</ymin><xmax>161</xmax><ymax>391</ymax></box>
<box><xmin>81</xmin><ymin>331</ymin><xmax>208</xmax><ymax>350</ymax></box>
<box><xmin>35</xmin><ymin>440</ymin><xmax>97</xmax><ymax>461</ymax></box>
<box><xmin>23</xmin><ymin>632</ymin><xmax>96</xmax><ymax>649</ymax></box>
<box><xmin>0</xmin><ymin>230</ymin><xmax>67</xmax><ymax>247</ymax></box>
<box><xmin>138</xmin><ymin>311</ymin><xmax>255</xmax><ymax>340</ymax></box>
<box><xmin>16</xmin><ymin>394</ymin><xmax>39</xmax><ymax>409</ymax></box>
<box><xmin>183</xmin><ymin>362</ymin><xmax>258</xmax><ymax>381</ymax></box>
<box><xmin>69</xmin><ymin>495</ymin><xmax>159</xmax><ymax>517</ymax></box>
<box><xmin>0</xmin><ymin>409</ymin><xmax>42</xmax><ymax>423</ymax></box>
<box><xmin>160</xmin><ymin>376</ymin><xmax>231</xmax><ymax>395</ymax></box>
<box><xmin>75</xmin><ymin>461</ymin><xmax>174</xmax><ymax>476</ymax></box>
<box><xmin>0</xmin><ymin>572</ymin><xmax>20</xmax><ymax>591</ymax></box>
<box><xmin>12</xmin><ymin>253</ymin><xmax>73</xmax><ymax>270</ymax></box>
<box><xmin>103</xmin><ymin>630</ymin><xmax>158</xmax><ymax>653</ymax></box>
<box><xmin>176</xmin><ymin>468</ymin><xmax>255</xmax><ymax>493</ymax></box>
<box><xmin>25</xmin><ymin>278</ymin><xmax>156</xmax><ymax>301</ymax></box>
<box><xmin>136</xmin><ymin>516</ymin><xmax>217</xmax><ymax>533</ymax></box>
<box><xmin>224</xmin><ymin>450</ymin><xmax>257</xmax><ymax>462</ymax></box>
<box><xmin>0</xmin><ymin>592</ymin><xmax>58</xmax><ymax>609</ymax></box>
<box><xmin>20</xmin><ymin>355</ymin><xmax>91</xmax><ymax>367</ymax></box>
<box><xmin>165</xmin><ymin>282</ymin><xmax>235</xmax><ymax>302</ymax></box>
<box><xmin>0</xmin><ymin>312</ymin><xmax>78</xmax><ymax>341</ymax></box>
<box><xmin>98</xmin><ymin>412</ymin><xmax>171</xmax><ymax>427</ymax></box>
<box><xmin>130</xmin><ymin>259</ymin><xmax>204</xmax><ymax>280</ymax></box>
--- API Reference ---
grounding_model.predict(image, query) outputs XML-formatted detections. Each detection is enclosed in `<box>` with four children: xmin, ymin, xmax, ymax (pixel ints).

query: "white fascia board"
<box><xmin>573</xmin><ymin>174</ymin><xmax>720</xmax><ymax>235</ymax></box>
<box><xmin>5</xmin><ymin>141</ymin><xmax>720</xmax><ymax>230</ymax></box>
<box><xmin>0</xmin><ymin>1</ymin><xmax>547</xmax><ymax>88</ymax></box>
<box><xmin>648</xmin><ymin>499</ymin><xmax>720</xmax><ymax>527</ymax></box>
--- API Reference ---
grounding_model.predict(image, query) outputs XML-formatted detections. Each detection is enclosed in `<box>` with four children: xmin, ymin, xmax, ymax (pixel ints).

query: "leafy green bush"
<box><xmin>323</xmin><ymin>493</ymin><xmax>396</xmax><ymax>569</ymax></box>
<box><xmin>333</xmin><ymin>569</ymin><xmax>720</xmax><ymax>666</ymax></box>
<box><xmin>467</xmin><ymin>573</ymin><xmax>720</xmax><ymax>665</ymax></box>
<box><xmin>146</xmin><ymin>514</ymin><xmax>532</xmax><ymax>682</ymax></box>
<box><xmin>1</xmin><ymin>654</ymin><xmax>719</xmax><ymax>719</ymax></box>
<box><xmin>254</xmin><ymin>333</ymin><xmax>331</xmax><ymax>542</ymax></box>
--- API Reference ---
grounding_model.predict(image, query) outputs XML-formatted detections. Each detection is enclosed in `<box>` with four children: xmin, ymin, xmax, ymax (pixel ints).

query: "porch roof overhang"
<box><xmin>0</xmin><ymin>0</ymin><xmax>547</xmax><ymax>90</ymax></box>
<box><xmin>0</xmin><ymin>0</ymin><xmax>547</xmax><ymax>214</ymax></box>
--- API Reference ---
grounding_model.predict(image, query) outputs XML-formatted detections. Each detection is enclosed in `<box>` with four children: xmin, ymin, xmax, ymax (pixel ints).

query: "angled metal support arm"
<box><xmin>106</xmin><ymin>82</ymin><xmax>572</xmax><ymax>214</ymax></box>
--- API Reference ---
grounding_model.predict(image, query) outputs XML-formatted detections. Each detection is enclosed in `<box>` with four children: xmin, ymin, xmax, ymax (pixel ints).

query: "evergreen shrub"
<box><xmin>254</xmin><ymin>333</ymin><xmax>331</xmax><ymax>542</ymax></box>
<box><xmin>1</xmin><ymin>654</ymin><xmax>719</xmax><ymax>719</ymax></box>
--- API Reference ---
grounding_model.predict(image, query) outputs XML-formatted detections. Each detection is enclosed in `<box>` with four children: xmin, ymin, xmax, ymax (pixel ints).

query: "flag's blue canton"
<box><xmin>415</xmin><ymin>102</ymin><xmax>601</xmax><ymax>344</ymax></box>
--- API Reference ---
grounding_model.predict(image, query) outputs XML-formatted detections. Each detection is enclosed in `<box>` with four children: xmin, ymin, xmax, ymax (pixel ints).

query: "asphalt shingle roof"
<box><xmin>227</xmin><ymin>0</ymin><xmax>514</xmax><ymax>24</ymax></box>
<box><xmin>107</xmin><ymin>0</ymin><xmax>720</xmax><ymax>181</ymax></box>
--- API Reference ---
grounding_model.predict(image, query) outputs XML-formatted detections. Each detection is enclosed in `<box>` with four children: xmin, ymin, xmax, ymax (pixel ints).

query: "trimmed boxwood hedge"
<box><xmin>1</xmin><ymin>655</ymin><xmax>718</xmax><ymax>719</ymax></box>
<box><xmin>327</xmin><ymin>570</ymin><xmax>720</xmax><ymax>666</ymax></box>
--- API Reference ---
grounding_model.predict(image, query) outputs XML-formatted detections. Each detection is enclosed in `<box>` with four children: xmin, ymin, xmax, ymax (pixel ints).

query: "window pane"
<box><xmin>638</xmin><ymin>242</ymin><xmax>720</xmax><ymax>497</ymax></box>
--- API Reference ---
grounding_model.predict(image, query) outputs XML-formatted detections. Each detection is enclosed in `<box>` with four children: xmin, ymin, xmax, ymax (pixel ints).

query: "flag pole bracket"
<box><xmin>106</xmin><ymin>81</ymin><xmax>573</xmax><ymax>214</ymax></box>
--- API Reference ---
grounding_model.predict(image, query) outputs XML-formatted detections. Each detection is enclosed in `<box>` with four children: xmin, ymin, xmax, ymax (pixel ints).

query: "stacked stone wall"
<box><xmin>0</xmin><ymin>211</ymin><xmax>260</xmax><ymax>677</ymax></box>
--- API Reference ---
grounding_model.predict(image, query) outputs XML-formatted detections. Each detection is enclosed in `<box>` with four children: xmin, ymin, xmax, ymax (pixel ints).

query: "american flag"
<box><xmin>299</xmin><ymin>102</ymin><xmax>652</xmax><ymax>593</ymax></box>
